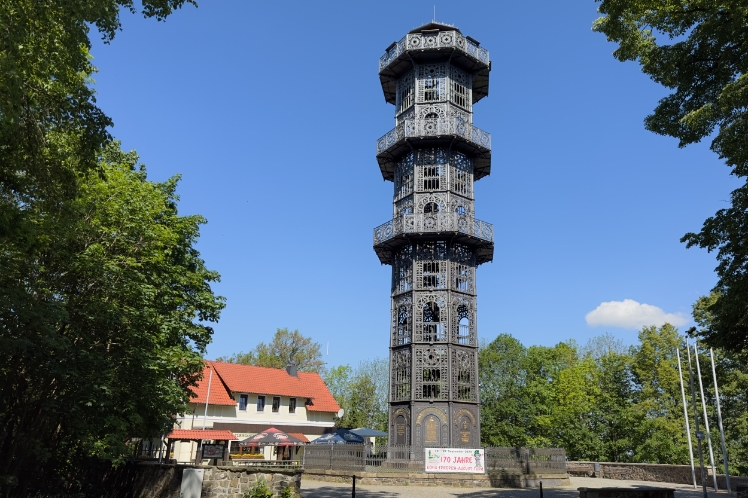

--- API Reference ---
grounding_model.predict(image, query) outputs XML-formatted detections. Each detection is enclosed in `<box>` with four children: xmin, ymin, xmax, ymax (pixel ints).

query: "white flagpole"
<box><xmin>203</xmin><ymin>367</ymin><xmax>213</xmax><ymax>430</ymax></box>
<box><xmin>687</xmin><ymin>337</ymin><xmax>708</xmax><ymax>498</ymax></box>
<box><xmin>677</xmin><ymin>347</ymin><xmax>697</xmax><ymax>488</ymax></box>
<box><xmin>693</xmin><ymin>342</ymin><xmax>718</xmax><ymax>491</ymax></box>
<box><xmin>710</xmin><ymin>348</ymin><xmax>731</xmax><ymax>494</ymax></box>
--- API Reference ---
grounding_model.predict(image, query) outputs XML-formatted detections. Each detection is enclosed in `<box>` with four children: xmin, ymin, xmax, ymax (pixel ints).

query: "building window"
<box><xmin>239</xmin><ymin>394</ymin><xmax>248</xmax><ymax>411</ymax></box>
<box><xmin>397</xmin><ymin>72</ymin><xmax>414</xmax><ymax>114</ymax></box>
<box><xmin>395</xmin><ymin>305</ymin><xmax>411</xmax><ymax>345</ymax></box>
<box><xmin>423</xmin><ymin>302</ymin><xmax>445</xmax><ymax>342</ymax></box>
<box><xmin>451</xmin><ymin>79</ymin><xmax>469</xmax><ymax>109</ymax></box>
<box><xmin>450</xmin><ymin>66</ymin><xmax>471</xmax><ymax>110</ymax></box>
<box><xmin>422</xmin><ymin>261</ymin><xmax>441</xmax><ymax>288</ymax></box>
<box><xmin>422</xmin><ymin>368</ymin><xmax>441</xmax><ymax>398</ymax></box>
<box><xmin>257</xmin><ymin>395</ymin><xmax>265</xmax><ymax>412</ymax></box>
<box><xmin>422</xmin><ymin>166</ymin><xmax>441</xmax><ymax>191</ymax></box>
<box><xmin>289</xmin><ymin>397</ymin><xmax>297</xmax><ymax>414</ymax></box>
<box><xmin>454</xmin><ymin>264</ymin><xmax>472</xmax><ymax>293</ymax></box>
<box><xmin>422</xmin><ymin>67</ymin><xmax>442</xmax><ymax>101</ymax></box>
<box><xmin>272</xmin><ymin>396</ymin><xmax>281</xmax><ymax>413</ymax></box>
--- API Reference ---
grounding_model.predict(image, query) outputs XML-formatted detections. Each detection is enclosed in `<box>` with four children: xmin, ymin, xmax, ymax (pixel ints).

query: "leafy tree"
<box><xmin>218</xmin><ymin>328</ymin><xmax>325</xmax><ymax>373</ymax></box>
<box><xmin>630</xmin><ymin>324</ymin><xmax>689</xmax><ymax>463</ymax></box>
<box><xmin>522</xmin><ymin>342</ymin><xmax>578</xmax><ymax>447</ymax></box>
<box><xmin>323</xmin><ymin>364</ymin><xmax>352</xmax><ymax>410</ymax></box>
<box><xmin>550</xmin><ymin>356</ymin><xmax>605</xmax><ymax>460</ymax></box>
<box><xmin>709</xmin><ymin>349</ymin><xmax>748</xmax><ymax>475</ymax></box>
<box><xmin>593</xmin><ymin>349</ymin><xmax>636</xmax><ymax>462</ymax></box>
<box><xmin>593</xmin><ymin>1</ymin><xmax>748</xmax><ymax>354</ymax></box>
<box><xmin>323</xmin><ymin>359</ymin><xmax>388</xmax><ymax>431</ymax></box>
<box><xmin>478</xmin><ymin>334</ymin><xmax>530</xmax><ymax>447</ymax></box>
<box><xmin>1</xmin><ymin>0</ymin><xmax>196</xmax><ymax>257</ymax></box>
<box><xmin>0</xmin><ymin>143</ymin><xmax>224</xmax><ymax>493</ymax></box>
<box><xmin>580</xmin><ymin>332</ymin><xmax>628</xmax><ymax>359</ymax></box>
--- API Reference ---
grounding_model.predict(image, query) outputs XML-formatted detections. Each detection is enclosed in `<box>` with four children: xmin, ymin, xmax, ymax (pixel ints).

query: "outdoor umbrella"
<box><xmin>239</xmin><ymin>427</ymin><xmax>304</xmax><ymax>446</ymax></box>
<box><xmin>350</xmin><ymin>427</ymin><xmax>388</xmax><ymax>438</ymax></box>
<box><xmin>311</xmin><ymin>429</ymin><xmax>365</xmax><ymax>444</ymax></box>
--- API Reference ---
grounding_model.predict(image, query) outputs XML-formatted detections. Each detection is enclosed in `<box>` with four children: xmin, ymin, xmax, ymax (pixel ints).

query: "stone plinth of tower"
<box><xmin>373</xmin><ymin>22</ymin><xmax>493</xmax><ymax>450</ymax></box>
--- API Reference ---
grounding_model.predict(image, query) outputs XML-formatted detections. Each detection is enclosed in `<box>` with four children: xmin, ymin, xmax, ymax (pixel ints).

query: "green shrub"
<box><xmin>279</xmin><ymin>485</ymin><xmax>297</xmax><ymax>498</ymax></box>
<box><xmin>244</xmin><ymin>476</ymin><xmax>273</xmax><ymax>498</ymax></box>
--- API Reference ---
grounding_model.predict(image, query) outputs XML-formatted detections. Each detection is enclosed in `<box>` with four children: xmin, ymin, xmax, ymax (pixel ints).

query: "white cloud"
<box><xmin>585</xmin><ymin>299</ymin><xmax>688</xmax><ymax>330</ymax></box>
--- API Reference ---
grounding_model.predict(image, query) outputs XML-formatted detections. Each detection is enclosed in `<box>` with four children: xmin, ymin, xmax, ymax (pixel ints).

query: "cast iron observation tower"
<box><xmin>373</xmin><ymin>22</ymin><xmax>493</xmax><ymax>449</ymax></box>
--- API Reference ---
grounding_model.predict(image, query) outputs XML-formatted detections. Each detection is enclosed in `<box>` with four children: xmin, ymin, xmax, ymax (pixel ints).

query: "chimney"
<box><xmin>286</xmin><ymin>364</ymin><xmax>298</xmax><ymax>377</ymax></box>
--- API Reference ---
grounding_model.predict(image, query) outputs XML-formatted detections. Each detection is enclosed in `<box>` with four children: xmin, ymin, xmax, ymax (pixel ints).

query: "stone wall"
<box><xmin>567</xmin><ymin>461</ymin><xmax>748</xmax><ymax>489</ymax></box>
<box><xmin>110</xmin><ymin>463</ymin><xmax>302</xmax><ymax>498</ymax></box>
<box><xmin>303</xmin><ymin>469</ymin><xmax>569</xmax><ymax>488</ymax></box>
<box><xmin>201</xmin><ymin>467</ymin><xmax>301</xmax><ymax>498</ymax></box>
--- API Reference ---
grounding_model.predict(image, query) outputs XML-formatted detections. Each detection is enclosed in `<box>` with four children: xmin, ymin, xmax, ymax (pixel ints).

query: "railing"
<box><xmin>380</xmin><ymin>31</ymin><xmax>490</xmax><ymax>71</ymax></box>
<box><xmin>485</xmin><ymin>447</ymin><xmax>568</xmax><ymax>474</ymax></box>
<box><xmin>303</xmin><ymin>445</ymin><xmax>421</xmax><ymax>473</ymax></box>
<box><xmin>373</xmin><ymin>213</ymin><xmax>493</xmax><ymax>245</ymax></box>
<box><xmin>376</xmin><ymin>118</ymin><xmax>491</xmax><ymax>155</ymax></box>
<box><xmin>303</xmin><ymin>445</ymin><xmax>566</xmax><ymax>474</ymax></box>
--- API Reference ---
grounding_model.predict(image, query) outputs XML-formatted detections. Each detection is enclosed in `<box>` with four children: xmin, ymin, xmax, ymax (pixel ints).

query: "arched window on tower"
<box><xmin>396</xmin><ymin>305</ymin><xmax>411</xmax><ymax>345</ymax></box>
<box><xmin>424</xmin><ymin>202</ymin><xmax>439</xmax><ymax>214</ymax></box>
<box><xmin>457</xmin><ymin>304</ymin><xmax>471</xmax><ymax>345</ymax></box>
<box><xmin>423</xmin><ymin>302</ymin><xmax>445</xmax><ymax>342</ymax></box>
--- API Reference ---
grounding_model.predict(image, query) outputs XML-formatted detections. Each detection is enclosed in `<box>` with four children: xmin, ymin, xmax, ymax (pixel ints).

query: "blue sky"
<box><xmin>89</xmin><ymin>1</ymin><xmax>737</xmax><ymax>368</ymax></box>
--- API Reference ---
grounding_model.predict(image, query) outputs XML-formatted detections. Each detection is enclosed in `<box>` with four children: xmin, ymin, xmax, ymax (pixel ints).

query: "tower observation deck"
<box><xmin>373</xmin><ymin>22</ymin><xmax>493</xmax><ymax>449</ymax></box>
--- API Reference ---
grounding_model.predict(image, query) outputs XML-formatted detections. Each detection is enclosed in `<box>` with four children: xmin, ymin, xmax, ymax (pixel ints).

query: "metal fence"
<box><xmin>485</xmin><ymin>447</ymin><xmax>567</xmax><ymax>474</ymax></box>
<box><xmin>303</xmin><ymin>445</ymin><xmax>566</xmax><ymax>474</ymax></box>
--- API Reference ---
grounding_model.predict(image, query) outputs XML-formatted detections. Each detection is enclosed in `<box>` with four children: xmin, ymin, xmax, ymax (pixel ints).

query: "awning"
<box><xmin>167</xmin><ymin>429</ymin><xmax>237</xmax><ymax>441</ymax></box>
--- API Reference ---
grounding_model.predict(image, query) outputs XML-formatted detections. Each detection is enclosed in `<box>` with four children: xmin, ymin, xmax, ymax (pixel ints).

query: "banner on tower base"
<box><xmin>424</xmin><ymin>448</ymin><xmax>485</xmax><ymax>474</ymax></box>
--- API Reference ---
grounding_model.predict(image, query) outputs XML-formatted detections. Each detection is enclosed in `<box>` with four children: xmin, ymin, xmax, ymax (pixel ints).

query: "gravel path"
<box><xmin>301</xmin><ymin>476</ymin><xmax>729</xmax><ymax>498</ymax></box>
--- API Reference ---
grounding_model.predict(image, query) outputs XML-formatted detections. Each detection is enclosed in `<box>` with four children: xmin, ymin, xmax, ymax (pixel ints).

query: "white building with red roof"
<box><xmin>171</xmin><ymin>361</ymin><xmax>342</xmax><ymax>462</ymax></box>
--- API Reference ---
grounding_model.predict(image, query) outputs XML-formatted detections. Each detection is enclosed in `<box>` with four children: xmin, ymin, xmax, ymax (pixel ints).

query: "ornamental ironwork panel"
<box><xmin>414</xmin><ymin>346</ymin><xmax>449</xmax><ymax>400</ymax></box>
<box><xmin>390</xmin><ymin>293</ymin><xmax>412</xmax><ymax>346</ymax></box>
<box><xmin>413</xmin><ymin>293</ymin><xmax>448</xmax><ymax>343</ymax></box>
<box><xmin>451</xmin><ymin>296</ymin><xmax>476</xmax><ymax>344</ymax></box>
<box><xmin>373</xmin><ymin>213</ymin><xmax>493</xmax><ymax>245</ymax></box>
<box><xmin>392</xmin><ymin>246</ymin><xmax>414</xmax><ymax>295</ymax></box>
<box><xmin>394</xmin><ymin>149</ymin><xmax>474</xmax><ymax>199</ymax></box>
<box><xmin>379</xmin><ymin>30</ymin><xmax>490</xmax><ymax>71</ymax></box>
<box><xmin>376</xmin><ymin>117</ymin><xmax>491</xmax><ymax>155</ymax></box>
<box><xmin>390</xmin><ymin>349</ymin><xmax>411</xmax><ymax>401</ymax></box>
<box><xmin>452</xmin><ymin>348</ymin><xmax>477</xmax><ymax>401</ymax></box>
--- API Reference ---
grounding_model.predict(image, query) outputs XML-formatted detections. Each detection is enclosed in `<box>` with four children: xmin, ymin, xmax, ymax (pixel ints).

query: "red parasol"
<box><xmin>239</xmin><ymin>427</ymin><xmax>305</xmax><ymax>447</ymax></box>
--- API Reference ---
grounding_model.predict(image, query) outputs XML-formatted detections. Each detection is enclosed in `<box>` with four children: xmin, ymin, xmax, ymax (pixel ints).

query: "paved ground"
<box><xmin>301</xmin><ymin>476</ymin><xmax>729</xmax><ymax>498</ymax></box>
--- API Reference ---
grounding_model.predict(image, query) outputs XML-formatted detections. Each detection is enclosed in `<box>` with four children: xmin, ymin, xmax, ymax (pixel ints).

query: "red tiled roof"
<box><xmin>188</xmin><ymin>362</ymin><xmax>236</xmax><ymax>406</ymax></box>
<box><xmin>167</xmin><ymin>429</ymin><xmax>237</xmax><ymax>441</ymax></box>
<box><xmin>288</xmin><ymin>433</ymin><xmax>310</xmax><ymax>443</ymax></box>
<box><xmin>210</xmin><ymin>362</ymin><xmax>341</xmax><ymax>413</ymax></box>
